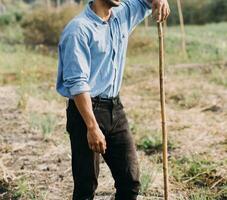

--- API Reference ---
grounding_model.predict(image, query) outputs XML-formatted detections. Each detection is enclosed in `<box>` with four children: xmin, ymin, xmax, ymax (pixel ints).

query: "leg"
<box><xmin>102</xmin><ymin>107</ymin><xmax>140</xmax><ymax>200</ymax></box>
<box><xmin>66</xmin><ymin>100</ymin><xmax>100</xmax><ymax>200</ymax></box>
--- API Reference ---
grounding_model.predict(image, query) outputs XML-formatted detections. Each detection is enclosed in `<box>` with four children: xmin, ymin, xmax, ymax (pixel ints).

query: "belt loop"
<box><xmin>91</xmin><ymin>98</ymin><xmax>98</xmax><ymax>110</ymax></box>
<box><xmin>66</xmin><ymin>99</ymin><xmax>69</xmax><ymax>108</ymax></box>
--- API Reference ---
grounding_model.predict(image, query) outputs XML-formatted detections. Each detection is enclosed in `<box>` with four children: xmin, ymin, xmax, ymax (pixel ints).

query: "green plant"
<box><xmin>137</xmin><ymin>134</ymin><xmax>175</xmax><ymax>154</ymax></box>
<box><xmin>139</xmin><ymin>163</ymin><xmax>157</xmax><ymax>195</ymax></box>
<box><xmin>167</xmin><ymin>0</ymin><xmax>227</xmax><ymax>25</ymax></box>
<box><xmin>13</xmin><ymin>178</ymin><xmax>36</xmax><ymax>199</ymax></box>
<box><xmin>169</xmin><ymin>91</ymin><xmax>201</xmax><ymax>109</ymax></box>
<box><xmin>189</xmin><ymin>191</ymin><xmax>214</xmax><ymax>200</ymax></box>
<box><xmin>140</xmin><ymin>173</ymin><xmax>151</xmax><ymax>195</ymax></box>
<box><xmin>21</xmin><ymin>4</ymin><xmax>82</xmax><ymax>46</ymax></box>
<box><xmin>29</xmin><ymin>112</ymin><xmax>57</xmax><ymax>139</ymax></box>
<box><xmin>0</xmin><ymin>13</ymin><xmax>14</xmax><ymax>26</ymax></box>
<box><xmin>170</xmin><ymin>156</ymin><xmax>227</xmax><ymax>199</ymax></box>
<box><xmin>209</xmin><ymin>67</ymin><xmax>227</xmax><ymax>88</ymax></box>
<box><xmin>0</xmin><ymin>10</ymin><xmax>24</xmax><ymax>26</ymax></box>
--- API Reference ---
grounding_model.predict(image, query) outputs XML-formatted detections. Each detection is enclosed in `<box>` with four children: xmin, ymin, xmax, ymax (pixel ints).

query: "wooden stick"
<box><xmin>157</xmin><ymin>22</ymin><xmax>169</xmax><ymax>200</ymax></box>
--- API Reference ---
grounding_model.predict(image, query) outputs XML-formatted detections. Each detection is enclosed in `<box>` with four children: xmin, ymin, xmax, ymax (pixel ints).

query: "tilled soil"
<box><xmin>0</xmin><ymin>75</ymin><xmax>226</xmax><ymax>200</ymax></box>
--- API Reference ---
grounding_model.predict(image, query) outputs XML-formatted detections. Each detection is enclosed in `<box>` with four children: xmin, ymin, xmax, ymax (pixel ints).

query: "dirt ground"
<box><xmin>0</xmin><ymin>62</ymin><xmax>227</xmax><ymax>200</ymax></box>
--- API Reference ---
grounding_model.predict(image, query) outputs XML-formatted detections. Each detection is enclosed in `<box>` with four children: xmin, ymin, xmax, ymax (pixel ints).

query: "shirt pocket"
<box><xmin>119</xmin><ymin>32</ymin><xmax>126</xmax><ymax>43</ymax></box>
<box><xmin>119</xmin><ymin>28</ymin><xmax>128</xmax><ymax>48</ymax></box>
<box><xmin>93</xmin><ymin>36</ymin><xmax>111</xmax><ymax>54</ymax></box>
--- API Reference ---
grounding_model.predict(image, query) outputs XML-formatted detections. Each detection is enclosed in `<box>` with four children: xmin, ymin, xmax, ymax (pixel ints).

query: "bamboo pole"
<box><xmin>157</xmin><ymin>22</ymin><xmax>169</xmax><ymax>200</ymax></box>
<box><xmin>176</xmin><ymin>0</ymin><xmax>187</xmax><ymax>57</ymax></box>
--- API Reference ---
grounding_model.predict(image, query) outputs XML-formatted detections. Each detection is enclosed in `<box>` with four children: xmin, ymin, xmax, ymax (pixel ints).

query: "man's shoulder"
<box><xmin>63</xmin><ymin>13</ymin><xmax>90</xmax><ymax>34</ymax></box>
<box><xmin>59</xmin><ymin>11</ymin><xmax>91</xmax><ymax>44</ymax></box>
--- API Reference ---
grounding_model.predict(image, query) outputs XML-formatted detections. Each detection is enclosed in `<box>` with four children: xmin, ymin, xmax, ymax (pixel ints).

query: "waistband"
<box><xmin>68</xmin><ymin>94</ymin><xmax>121</xmax><ymax>106</ymax></box>
<box><xmin>91</xmin><ymin>94</ymin><xmax>120</xmax><ymax>105</ymax></box>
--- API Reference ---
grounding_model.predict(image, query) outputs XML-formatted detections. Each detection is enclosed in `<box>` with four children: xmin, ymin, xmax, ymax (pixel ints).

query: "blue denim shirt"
<box><xmin>56</xmin><ymin>0</ymin><xmax>152</xmax><ymax>99</ymax></box>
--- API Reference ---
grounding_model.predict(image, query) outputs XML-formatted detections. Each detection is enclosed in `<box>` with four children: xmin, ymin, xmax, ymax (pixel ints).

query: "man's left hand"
<box><xmin>151</xmin><ymin>0</ymin><xmax>170</xmax><ymax>22</ymax></box>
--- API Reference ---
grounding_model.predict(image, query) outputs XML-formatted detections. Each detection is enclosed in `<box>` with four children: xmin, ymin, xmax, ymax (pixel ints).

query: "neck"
<box><xmin>92</xmin><ymin>0</ymin><xmax>112</xmax><ymax>21</ymax></box>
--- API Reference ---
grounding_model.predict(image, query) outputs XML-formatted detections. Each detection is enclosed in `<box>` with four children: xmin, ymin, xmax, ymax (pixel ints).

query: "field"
<box><xmin>0</xmin><ymin>22</ymin><xmax>227</xmax><ymax>200</ymax></box>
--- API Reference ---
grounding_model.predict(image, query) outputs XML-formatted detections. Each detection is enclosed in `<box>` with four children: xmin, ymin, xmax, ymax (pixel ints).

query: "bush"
<box><xmin>0</xmin><ymin>0</ymin><xmax>27</xmax><ymax>26</ymax></box>
<box><xmin>0</xmin><ymin>11</ymin><xmax>24</xmax><ymax>26</ymax></box>
<box><xmin>0</xmin><ymin>13</ymin><xmax>14</xmax><ymax>26</ymax></box>
<box><xmin>167</xmin><ymin>0</ymin><xmax>227</xmax><ymax>25</ymax></box>
<box><xmin>21</xmin><ymin>4</ymin><xmax>82</xmax><ymax>46</ymax></box>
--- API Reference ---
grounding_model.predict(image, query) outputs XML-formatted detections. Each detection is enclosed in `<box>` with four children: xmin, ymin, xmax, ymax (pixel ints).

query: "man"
<box><xmin>56</xmin><ymin>0</ymin><xmax>170</xmax><ymax>199</ymax></box>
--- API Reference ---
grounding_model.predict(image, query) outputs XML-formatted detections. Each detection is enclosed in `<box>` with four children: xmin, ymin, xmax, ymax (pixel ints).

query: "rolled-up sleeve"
<box><xmin>60</xmin><ymin>31</ymin><xmax>91</xmax><ymax>97</ymax></box>
<box><xmin>121</xmin><ymin>0</ymin><xmax>152</xmax><ymax>33</ymax></box>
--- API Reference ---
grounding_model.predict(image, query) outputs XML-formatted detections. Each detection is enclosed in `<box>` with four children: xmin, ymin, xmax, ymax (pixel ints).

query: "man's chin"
<box><xmin>106</xmin><ymin>0</ymin><xmax>121</xmax><ymax>7</ymax></box>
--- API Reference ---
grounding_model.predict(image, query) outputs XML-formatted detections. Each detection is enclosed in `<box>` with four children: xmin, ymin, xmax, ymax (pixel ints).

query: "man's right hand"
<box><xmin>87</xmin><ymin>126</ymin><xmax>106</xmax><ymax>154</ymax></box>
<box><xmin>152</xmin><ymin>0</ymin><xmax>170</xmax><ymax>22</ymax></box>
<box><xmin>73</xmin><ymin>92</ymin><xmax>107</xmax><ymax>154</ymax></box>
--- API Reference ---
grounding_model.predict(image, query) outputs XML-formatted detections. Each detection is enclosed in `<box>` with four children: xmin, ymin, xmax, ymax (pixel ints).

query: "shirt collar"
<box><xmin>85</xmin><ymin>0</ymin><xmax>116</xmax><ymax>25</ymax></box>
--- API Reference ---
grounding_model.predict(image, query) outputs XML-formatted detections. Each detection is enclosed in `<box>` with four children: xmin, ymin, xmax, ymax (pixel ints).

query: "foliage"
<box><xmin>0</xmin><ymin>1</ymin><xmax>28</xmax><ymax>26</ymax></box>
<box><xmin>21</xmin><ymin>4</ymin><xmax>82</xmax><ymax>46</ymax></box>
<box><xmin>137</xmin><ymin>134</ymin><xmax>175</xmax><ymax>154</ymax></box>
<box><xmin>170</xmin><ymin>156</ymin><xmax>227</xmax><ymax>199</ymax></box>
<box><xmin>128</xmin><ymin>23</ymin><xmax>227</xmax><ymax>65</ymax></box>
<box><xmin>0</xmin><ymin>11</ymin><xmax>23</xmax><ymax>26</ymax></box>
<box><xmin>140</xmin><ymin>172</ymin><xmax>151</xmax><ymax>195</ymax></box>
<box><xmin>167</xmin><ymin>0</ymin><xmax>227</xmax><ymax>25</ymax></box>
<box><xmin>13</xmin><ymin>178</ymin><xmax>36</xmax><ymax>199</ymax></box>
<box><xmin>169</xmin><ymin>91</ymin><xmax>201</xmax><ymax>109</ymax></box>
<box><xmin>29</xmin><ymin>112</ymin><xmax>57</xmax><ymax>139</ymax></box>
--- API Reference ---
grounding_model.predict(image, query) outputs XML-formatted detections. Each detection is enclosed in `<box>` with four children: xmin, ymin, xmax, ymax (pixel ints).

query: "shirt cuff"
<box><xmin>69</xmin><ymin>81</ymin><xmax>91</xmax><ymax>96</ymax></box>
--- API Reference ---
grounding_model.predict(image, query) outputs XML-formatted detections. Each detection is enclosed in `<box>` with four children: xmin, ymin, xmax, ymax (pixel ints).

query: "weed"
<box><xmin>29</xmin><ymin>112</ymin><xmax>57</xmax><ymax>139</ymax></box>
<box><xmin>170</xmin><ymin>156</ymin><xmax>227</xmax><ymax>199</ymax></box>
<box><xmin>209</xmin><ymin>67</ymin><xmax>227</xmax><ymax>88</ymax></box>
<box><xmin>137</xmin><ymin>133</ymin><xmax>175</xmax><ymax>155</ymax></box>
<box><xmin>169</xmin><ymin>91</ymin><xmax>201</xmax><ymax>109</ymax></box>
<box><xmin>189</xmin><ymin>190</ymin><xmax>214</xmax><ymax>200</ymax></box>
<box><xmin>171</xmin><ymin>156</ymin><xmax>215</xmax><ymax>184</ymax></box>
<box><xmin>17</xmin><ymin>92</ymin><xmax>28</xmax><ymax>110</ymax></box>
<box><xmin>13</xmin><ymin>178</ymin><xmax>37</xmax><ymax>199</ymax></box>
<box><xmin>139</xmin><ymin>164</ymin><xmax>157</xmax><ymax>195</ymax></box>
<box><xmin>140</xmin><ymin>173</ymin><xmax>151</xmax><ymax>195</ymax></box>
<box><xmin>140</xmin><ymin>173</ymin><xmax>151</xmax><ymax>194</ymax></box>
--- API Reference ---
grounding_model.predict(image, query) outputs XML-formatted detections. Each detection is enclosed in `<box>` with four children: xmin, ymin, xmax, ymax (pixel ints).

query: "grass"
<box><xmin>137</xmin><ymin>132</ymin><xmax>175</xmax><ymax>155</ymax></box>
<box><xmin>12</xmin><ymin>177</ymin><xmax>48</xmax><ymax>200</ymax></box>
<box><xmin>170</xmin><ymin>156</ymin><xmax>227</xmax><ymax>199</ymax></box>
<box><xmin>29</xmin><ymin>112</ymin><xmax>57</xmax><ymax>140</ymax></box>
<box><xmin>13</xmin><ymin>178</ymin><xmax>36</xmax><ymax>199</ymax></box>
<box><xmin>0</xmin><ymin>21</ymin><xmax>227</xmax><ymax>199</ymax></box>
<box><xmin>0</xmin><ymin>22</ymin><xmax>227</xmax><ymax>103</ymax></box>
<box><xmin>208</xmin><ymin>66</ymin><xmax>227</xmax><ymax>88</ymax></box>
<box><xmin>127</xmin><ymin>22</ymin><xmax>227</xmax><ymax>66</ymax></box>
<box><xmin>0</xmin><ymin>178</ymin><xmax>42</xmax><ymax>200</ymax></box>
<box><xmin>140</xmin><ymin>172</ymin><xmax>152</xmax><ymax>195</ymax></box>
<box><xmin>168</xmin><ymin>90</ymin><xmax>202</xmax><ymax>109</ymax></box>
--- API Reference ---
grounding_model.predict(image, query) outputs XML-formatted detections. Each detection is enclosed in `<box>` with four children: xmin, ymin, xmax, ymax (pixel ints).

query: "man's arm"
<box><xmin>115</xmin><ymin>0</ymin><xmax>170</xmax><ymax>33</ymax></box>
<box><xmin>120</xmin><ymin>0</ymin><xmax>152</xmax><ymax>33</ymax></box>
<box><xmin>61</xmin><ymin>28</ymin><xmax>106</xmax><ymax>154</ymax></box>
<box><xmin>73</xmin><ymin>92</ymin><xmax>106</xmax><ymax>154</ymax></box>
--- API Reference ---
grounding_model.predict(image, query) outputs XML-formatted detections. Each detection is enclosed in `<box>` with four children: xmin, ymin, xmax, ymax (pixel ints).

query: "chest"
<box><xmin>89</xmin><ymin>17</ymin><xmax>128</xmax><ymax>55</ymax></box>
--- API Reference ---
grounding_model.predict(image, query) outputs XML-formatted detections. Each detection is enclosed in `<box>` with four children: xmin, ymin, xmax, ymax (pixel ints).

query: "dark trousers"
<box><xmin>66</xmin><ymin>96</ymin><xmax>140</xmax><ymax>200</ymax></box>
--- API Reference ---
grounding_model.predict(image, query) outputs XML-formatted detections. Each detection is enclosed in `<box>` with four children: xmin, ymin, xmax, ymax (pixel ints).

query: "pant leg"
<box><xmin>102</xmin><ymin>104</ymin><xmax>141</xmax><ymax>200</ymax></box>
<box><xmin>66</xmin><ymin>100</ymin><xmax>100</xmax><ymax>200</ymax></box>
